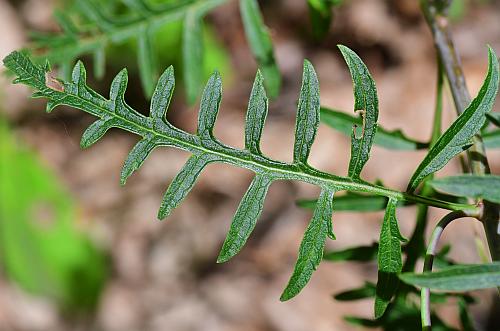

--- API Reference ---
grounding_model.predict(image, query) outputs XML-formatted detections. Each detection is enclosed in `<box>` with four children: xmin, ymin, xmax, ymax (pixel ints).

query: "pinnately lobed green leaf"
<box><xmin>429</xmin><ymin>174</ymin><xmax>500</xmax><ymax>204</ymax></box>
<box><xmin>399</xmin><ymin>262</ymin><xmax>500</xmax><ymax>291</ymax></box>
<box><xmin>408</xmin><ymin>47</ymin><xmax>500</xmax><ymax>192</ymax></box>
<box><xmin>239</xmin><ymin>0</ymin><xmax>281</xmax><ymax>98</ymax></box>
<box><xmin>375</xmin><ymin>198</ymin><xmax>407</xmax><ymax>319</ymax></box>
<box><xmin>3</xmin><ymin>46</ymin><xmax>477</xmax><ymax>303</ymax></box>
<box><xmin>280</xmin><ymin>188</ymin><xmax>335</xmax><ymax>301</ymax></box>
<box><xmin>338</xmin><ymin>45</ymin><xmax>379</xmax><ymax>179</ymax></box>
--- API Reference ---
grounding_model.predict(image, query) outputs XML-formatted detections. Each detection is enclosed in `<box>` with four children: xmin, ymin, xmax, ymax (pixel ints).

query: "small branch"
<box><xmin>421</xmin><ymin>211</ymin><xmax>468</xmax><ymax>331</ymax></box>
<box><xmin>420</xmin><ymin>0</ymin><xmax>500</xmax><ymax>261</ymax></box>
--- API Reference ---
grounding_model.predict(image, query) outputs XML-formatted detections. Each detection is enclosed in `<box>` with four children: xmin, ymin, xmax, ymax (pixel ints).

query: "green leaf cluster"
<box><xmin>4</xmin><ymin>43</ymin><xmax>497</xmax><ymax>319</ymax></box>
<box><xmin>30</xmin><ymin>0</ymin><xmax>281</xmax><ymax>102</ymax></box>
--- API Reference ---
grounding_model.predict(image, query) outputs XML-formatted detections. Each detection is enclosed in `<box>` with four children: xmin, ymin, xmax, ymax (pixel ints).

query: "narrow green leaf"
<box><xmin>323</xmin><ymin>243</ymin><xmax>378</xmax><ymax>262</ymax></box>
<box><xmin>334</xmin><ymin>282</ymin><xmax>376</xmax><ymax>301</ymax></box>
<box><xmin>399</xmin><ymin>263</ymin><xmax>500</xmax><ymax>291</ymax></box>
<box><xmin>239</xmin><ymin>0</ymin><xmax>281</xmax><ymax>98</ymax></box>
<box><xmin>217</xmin><ymin>175</ymin><xmax>272</xmax><ymax>263</ymax></box>
<box><xmin>120</xmin><ymin>137</ymin><xmax>159</xmax><ymax>185</ymax></box>
<box><xmin>320</xmin><ymin>107</ymin><xmax>428</xmax><ymax>150</ymax></box>
<box><xmin>338</xmin><ymin>45</ymin><xmax>379</xmax><ymax>179</ymax></box>
<box><xmin>307</xmin><ymin>0</ymin><xmax>334</xmax><ymax>40</ymax></box>
<box><xmin>197</xmin><ymin>72</ymin><xmax>222</xmax><ymax>140</ymax></box>
<box><xmin>408</xmin><ymin>47</ymin><xmax>500</xmax><ymax>192</ymax></box>
<box><xmin>293</xmin><ymin>60</ymin><xmax>320</xmax><ymax>165</ymax></box>
<box><xmin>123</xmin><ymin>0</ymin><xmax>153</xmax><ymax>16</ymax></box>
<box><xmin>375</xmin><ymin>198</ymin><xmax>407</xmax><ymax>319</ymax></box>
<box><xmin>93</xmin><ymin>46</ymin><xmax>106</xmax><ymax>80</ymax></box>
<box><xmin>80</xmin><ymin>117</ymin><xmax>117</xmax><ymax>149</ymax></box>
<box><xmin>245</xmin><ymin>70</ymin><xmax>268</xmax><ymax>154</ymax></box>
<box><xmin>183</xmin><ymin>8</ymin><xmax>204</xmax><ymax>105</ymax></box>
<box><xmin>429</xmin><ymin>174</ymin><xmax>500</xmax><ymax>203</ymax></box>
<box><xmin>109</xmin><ymin>68</ymin><xmax>128</xmax><ymax>110</ymax></box>
<box><xmin>458</xmin><ymin>298</ymin><xmax>477</xmax><ymax>331</ymax></box>
<box><xmin>486</xmin><ymin>112</ymin><xmax>500</xmax><ymax>127</ymax></box>
<box><xmin>483</xmin><ymin>129</ymin><xmax>500</xmax><ymax>148</ymax></box>
<box><xmin>150</xmin><ymin>66</ymin><xmax>175</xmax><ymax>121</ymax></box>
<box><xmin>137</xmin><ymin>26</ymin><xmax>157</xmax><ymax>97</ymax></box>
<box><xmin>158</xmin><ymin>153</ymin><xmax>215</xmax><ymax>219</ymax></box>
<box><xmin>280</xmin><ymin>187</ymin><xmax>335</xmax><ymax>301</ymax></box>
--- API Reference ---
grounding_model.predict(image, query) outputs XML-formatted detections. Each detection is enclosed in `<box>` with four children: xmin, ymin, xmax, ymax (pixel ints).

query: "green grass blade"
<box><xmin>407</xmin><ymin>47</ymin><xmax>500</xmax><ymax>192</ymax></box>
<box><xmin>217</xmin><ymin>175</ymin><xmax>272</xmax><ymax>263</ymax></box>
<box><xmin>399</xmin><ymin>263</ymin><xmax>500</xmax><ymax>291</ymax></box>
<box><xmin>338</xmin><ymin>45</ymin><xmax>379</xmax><ymax>179</ymax></box>
<box><xmin>239</xmin><ymin>0</ymin><xmax>281</xmax><ymax>98</ymax></box>
<box><xmin>375</xmin><ymin>198</ymin><xmax>407</xmax><ymax>319</ymax></box>
<box><xmin>280</xmin><ymin>187</ymin><xmax>335</xmax><ymax>301</ymax></box>
<box><xmin>293</xmin><ymin>60</ymin><xmax>320</xmax><ymax>166</ymax></box>
<box><xmin>245</xmin><ymin>70</ymin><xmax>268</xmax><ymax>154</ymax></box>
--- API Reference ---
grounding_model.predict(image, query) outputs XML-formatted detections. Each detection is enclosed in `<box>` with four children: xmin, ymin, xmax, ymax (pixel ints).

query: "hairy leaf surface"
<box><xmin>293</xmin><ymin>60</ymin><xmax>321</xmax><ymax>166</ymax></box>
<box><xmin>338</xmin><ymin>45</ymin><xmax>379</xmax><ymax>179</ymax></box>
<box><xmin>217</xmin><ymin>175</ymin><xmax>272</xmax><ymax>263</ymax></box>
<box><xmin>408</xmin><ymin>47</ymin><xmax>499</xmax><ymax>192</ymax></box>
<box><xmin>375</xmin><ymin>198</ymin><xmax>407</xmax><ymax>318</ymax></box>
<box><xmin>280</xmin><ymin>187</ymin><xmax>335</xmax><ymax>301</ymax></box>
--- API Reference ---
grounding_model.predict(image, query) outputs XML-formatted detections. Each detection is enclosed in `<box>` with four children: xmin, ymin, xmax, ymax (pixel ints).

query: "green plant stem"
<box><xmin>420</xmin><ymin>0</ymin><xmax>500</xmax><ymax>262</ymax></box>
<box><xmin>421</xmin><ymin>211</ymin><xmax>468</xmax><ymax>331</ymax></box>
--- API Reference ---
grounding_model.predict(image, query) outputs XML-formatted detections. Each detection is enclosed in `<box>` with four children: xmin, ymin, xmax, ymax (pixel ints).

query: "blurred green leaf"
<box><xmin>298</xmin><ymin>191</ymin><xmax>414</xmax><ymax>212</ymax></box>
<box><xmin>375</xmin><ymin>198</ymin><xmax>407</xmax><ymax>318</ymax></box>
<box><xmin>307</xmin><ymin>0</ymin><xmax>341</xmax><ymax>40</ymax></box>
<box><xmin>486</xmin><ymin>112</ymin><xmax>500</xmax><ymax>127</ymax></box>
<box><xmin>321</xmin><ymin>107</ymin><xmax>428</xmax><ymax>150</ymax></box>
<box><xmin>324</xmin><ymin>243</ymin><xmax>378</xmax><ymax>262</ymax></box>
<box><xmin>334</xmin><ymin>282</ymin><xmax>376</xmax><ymax>301</ymax></box>
<box><xmin>0</xmin><ymin>119</ymin><xmax>107</xmax><ymax>311</ymax></box>
<box><xmin>239</xmin><ymin>0</ymin><xmax>281</xmax><ymax>98</ymax></box>
<box><xmin>399</xmin><ymin>263</ymin><xmax>500</xmax><ymax>291</ymax></box>
<box><xmin>429</xmin><ymin>174</ymin><xmax>500</xmax><ymax>203</ymax></box>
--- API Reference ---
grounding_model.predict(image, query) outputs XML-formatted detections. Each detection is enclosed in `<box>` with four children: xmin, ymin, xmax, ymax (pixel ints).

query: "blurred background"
<box><xmin>1</xmin><ymin>0</ymin><xmax>500</xmax><ymax>330</ymax></box>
